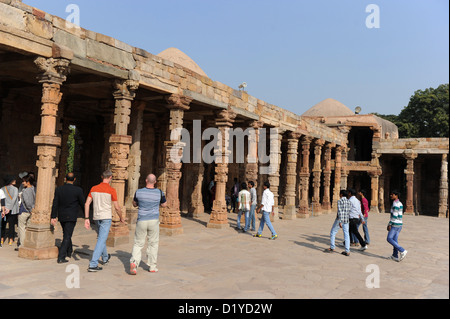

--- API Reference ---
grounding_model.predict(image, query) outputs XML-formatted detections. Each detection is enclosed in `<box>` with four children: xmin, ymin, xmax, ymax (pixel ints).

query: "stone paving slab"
<box><xmin>0</xmin><ymin>212</ymin><xmax>448</xmax><ymax>300</ymax></box>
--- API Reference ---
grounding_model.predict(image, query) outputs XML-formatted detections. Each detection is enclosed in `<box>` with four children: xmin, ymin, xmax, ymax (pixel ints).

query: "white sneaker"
<box><xmin>387</xmin><ymin>255</ymin><xmax>399</xmax><ymax>262</ymax></box>
<box><xmin>399</xmin><ymin>250</ymin><xmax>408</xmax><ymax>261</ymax></box>
<box><xmin>359</xmin><ymin>245</ymin><xmax>368</xmax><ymax>251</ymax></box>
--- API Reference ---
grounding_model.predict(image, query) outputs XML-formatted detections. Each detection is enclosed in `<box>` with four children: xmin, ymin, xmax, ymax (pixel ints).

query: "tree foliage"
<box><xmin>373</xmin><ymin>84</ymin><xmax>449</xmax><ymax>138</ymax></box>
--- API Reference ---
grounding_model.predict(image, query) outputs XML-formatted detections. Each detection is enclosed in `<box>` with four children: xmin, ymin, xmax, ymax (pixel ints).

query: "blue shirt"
<box><xmin>133</xmin><ymin>188</ymin><xmax>166</xmax><ymax>221</ymax></box>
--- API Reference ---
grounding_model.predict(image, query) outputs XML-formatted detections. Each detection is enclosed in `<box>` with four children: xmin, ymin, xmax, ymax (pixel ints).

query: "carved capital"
<box><xmin>165</xmin><ymin>94</ymin><xmax>193</xmax><ymax>110</ymax></box>
<box><xmin>34</xmin><ymin>57</ymin><xmax>70</xmax><ymax>85</ymax></box>
<box><xmin>215</xmin><ymin>108</ymin><xmax>236</xmax><ymax>127</ymax></box>
<box><xmin>113</xmin><ymin>79</ymin><xmax>139</xmax><ymax>100</ymax></box>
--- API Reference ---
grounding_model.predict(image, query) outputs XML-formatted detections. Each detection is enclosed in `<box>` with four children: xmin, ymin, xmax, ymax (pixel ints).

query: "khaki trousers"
<box><xmin>130</xmin><ymin>219</ymin><xmax>159</xmax><ymax>271</ymax></box>
<box><xmin>18</xmin><ymin>212</ymin><xmax>31</xmax><ymax>246</ymax></box>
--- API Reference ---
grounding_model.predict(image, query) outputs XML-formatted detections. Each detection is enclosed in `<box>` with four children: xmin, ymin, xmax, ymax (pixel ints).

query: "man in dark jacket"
<box><xmin>51</xmin><ymin>173</ymin><xmax>85</xmax><ymax>263</ymax></box>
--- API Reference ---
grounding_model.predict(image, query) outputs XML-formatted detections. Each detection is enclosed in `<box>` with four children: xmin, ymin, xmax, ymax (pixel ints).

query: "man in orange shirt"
<box><xmin>84</xmin><ymin>170</ymin><xmax>126</xmax><ymax>272</ymax></box>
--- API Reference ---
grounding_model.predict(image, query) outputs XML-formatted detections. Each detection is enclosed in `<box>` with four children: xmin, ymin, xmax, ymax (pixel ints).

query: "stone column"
<box><xmin>322</xmin><ymin>142</ymin><xmax>334</xmax><ymax>213</ymax></box>
<box><xmin>267</xmin><ymin>128</ymin><xmax>284</xmax><ymax>222</ymax></box>
<box><xmin>125</xmin><ymin>101</ymin><xmax>145</xmax><ymax>225</ymax></box>
<box><xmin>106</xmin><ymin>79</ymin><xmax>138</xmax><ymax>246</ymax></box>
<box><xmin>283</xmin><ymin>132</ymin><xmax>300</xmax><ymax>219</ymax></box>
<box><xmin>438</xmin><ymin>154</ymin><xmax>448</xmax><ymax>218</ymax></box>
<box><xmin>160</xmin><ymin>94</ymin><xmax>192</xmax><ymax>235</ymax></box>
<box><xmin>332</xmin><ymin>145</ymin><xmax>344</xmax><ymax>209</ymax></box>
<box><xmin>297</xmin><ymin>136</ymin><xmax>313</xmax><ymax>218</ymax></box>
<box><xmin>207</xmin><ymin>109</ymin><xmax>236</xmax><ymax>229</ymax></box>
<box><xmin>245</xmin><ymin>120</ymin><xmax>264</xmax><ymax>186</ymax></box>
<box><xmin>368</xmin><ymin>169</ymin><xmax>381</xmax><ymax>213</ymax></box>
<box><xmin>312</xmin><ymin>139</ymin><xmax>324</xmax><ymax>215</ymax></box>
<box><xmin>19</xmin><ymin>57</ymin><xmax>70</xmax><ymax>260</ymax></box>
<box><xmin>403</xmin><ymin>150</ymin><xmax>417</xmax><ymax>215</ymax></box>
<box><xmin>188</xmin><ymin>131</ymin><xmax>205</xmax><ymax>218</ymax></box>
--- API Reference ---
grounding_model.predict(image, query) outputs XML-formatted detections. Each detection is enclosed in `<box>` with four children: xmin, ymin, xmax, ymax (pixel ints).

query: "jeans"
<box><xmin>89</xmin><ymin>219</ymin><xmax>112</xmax><ymax>268</ymax></box>
<box><xmin>59</xmin><ymin>221</ymin><xmax>76</xmax><ymax>260</ymax></box>
<box><xmin>257</xmin><ymin>211</ymin><xmax>277</xmax><ymax>236</ymax></box>
<box><xmin>387</xmin><ymin>226</ymin><xmax>405</xmax><ymax>258</ymax></box>
<box><xmin>249</xmin><ymin>204</ymin><xmax>256</xmax><ymax>231</ymax></box>
<box><xmin>330</xmin><ymin>219</ymin><xmax>350</xmax><ymax>253</ymax></box>
<box><xmin>362</xmin><ymin>217</ymin><xmax>370</xmax><ymax>244</ymax></box>
<box><xmin>237</xmin><ymin>209</ymin><xmax>250</xmax><ymax>231</ymax></box>
<box><xmin>130</xmin><ymin>219</ymin><xmax>160</xmax><ymax>271</ymax></box>
<box><xmin>0</xmin><ymin>216</ymin><xmax>3</xmax><ymax>243</ymax></box>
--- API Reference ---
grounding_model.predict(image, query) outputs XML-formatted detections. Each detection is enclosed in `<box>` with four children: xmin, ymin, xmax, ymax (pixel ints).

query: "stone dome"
<box><xmin>302</xmin><ymin>98</ymin><xmax>355</xmax><ymax>117</ymax></box>
<box><xmin>157</xmin><ymin>47</ymin><xmax>207</xmax><ymax>77</ymax></box>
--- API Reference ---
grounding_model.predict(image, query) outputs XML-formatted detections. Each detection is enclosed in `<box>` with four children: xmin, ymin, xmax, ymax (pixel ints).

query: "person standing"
<box><xmin>51</xmin><ymin>173</ymin><xmax>85</xmax><ymax>264</ymax></box>
<box><xmin>325</xmin><ymin>190</ymin><xmax>351</xmax><ymax>256</ymax></box>
<box><xmin>253</xmin><ymin>181</ymin><xmax>278</xmax><ymax>240</ymax></box>
<box><xmin>347</xmin><ymin>188</ymin><xmax>368</xmax><ymax>251</ymax></box>
<box><xmin>248</xmin><ymin>181</ymin><xmax>257</xmax><ymax>232</ymax></box>
<box><xmin>1</xmin><ymin>177</ymin><xmax>19</xmax><ymax>246</ymax></box>
<box><xmin>387</xmin><ymin>190</ymin><xmax>407</xmax><ymax>262</ymax></box>
<box><xmin>237</xmin><ymin>182</ymin><xmax>251</xmax><ymax>232</ymax></box>
<box><xmin>230</xmin><ymin>178</ymin><xmax>240</xmax><ymax>213</ymax></box>
<box><xmin>358</xmin><ymin>189</ymin><xmax>370</xmax><ymax>246</ymax></box>
<box><xmin>84</xmin><ymin>170</ymin><xmax>126</xmax><ymax>272</ymax></box>
<box><xmin>17</xmin><ymin>175</ymin><xmax>35</xmax><ymax>251</ymax></box>
<box><xmin>0</xmin><ymin>188</ymin><xmax>5</xmax><ymax>248</ymax></box>
<box><xmin>129</xmin><ymin>174</ymin><xmax>167</xmax><ymax>275</ymax></box>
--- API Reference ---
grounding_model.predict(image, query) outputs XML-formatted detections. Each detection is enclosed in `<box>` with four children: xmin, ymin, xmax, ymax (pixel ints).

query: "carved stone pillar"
<box><xmin>19</xmin><ymin>57</ymin><xmax>70</xmax><ymax>260</ymax></box>
<box><xmin>267</xmin><ymin>128</ymin><xmax>284</xmax><ymax>222</ymax></box>
<box><xmin>125</xmin><ymin>101</ymin><xmax>145</xmax><ymax>225</ymax></box>
<box><xmin>160</xmin><ymin>94</ymin><xmax>192</xmax><ymax>235</ymax></box>
<box><xmin>438</xmin><ymin>154</ymin><xmax>448</xmax><ymax>218</ymax></box>
<box><xmin>368</xmin><ymin>169</ymin><xmax>381</xmax><ymax>214</ymax></box>
<box><xmin>188</xmin><ymin>124</ymin><xmax>205</xmax><ymax>217</ymax></box>
<box><xmin>312</xmin><ymin>139</ymin><xmax>324</xmax><ymax>215</ymax></box>
<box><xmin>297</xmin><ymin>136</ymin><xmax>313</xmax><ymax>218</ymax></box>
<box><xmin>245</xmin><ymin>120</ymin><xmax>264</xmax><ymax>186</ymax></box>
<box><xmin>332</xmin><ymin>145</ymin><xmax>344</xmax><ymax>209</ymax></box>
<box><xmin>322</xmin><ymin>142</ymin><xmax>334</xmax><ymax>212</ymax></box>
<box><xmin>403</xmin><ymin>150</ymin><xmax>417</xmax><ymax>215</ymax></box>
<box><xmin>106</xmin><ymin>79</ymin><xmax>138</xmax><ymax>246</ymax></box>
<box><xmin>207</xmin><ymin>109</ymin><xmax>236</xmax><ymax>229</ymax></box>
<box><xmin>283</xmin><ymin>132</ymin><xmax>300</xmax><ymax>219</ymax></box>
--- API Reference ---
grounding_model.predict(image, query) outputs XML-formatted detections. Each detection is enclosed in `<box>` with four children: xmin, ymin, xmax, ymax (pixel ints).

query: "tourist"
<box><xmin>17</xmin><ymin>175</ymin><xmax>35</xmax><ymax>251</ymax></box>
<box><xmin>324</xmin><ymin>189</ymin><xmax>351</xmax><ymax>256</ymax></box>
<box><xmin>387</xmin><ymin>190</ymin><xmax>407</xmax><ymax>262</ymax></box>
<box><xmin>236</xmin><ymin>182</ymin><xmax>251</xmax><ymax>232</ymax></box>
<box><xmin>347</xmin><ymin>188</ymin><xmax>368</xmax><ymax>251</ymax></box>
<box><xmin>358</xmin><ymin>189</ymin><xmax>370</xmax><ymax>246</ymax></box>
<box><xmin>0</xmin><ymin>187</ymin><xmax>5</xmax><ymax>248</ymax></box>
<box><xmin>50</xmin><ymin>173</ymin><xmax>85</xmax><ymax>264</ymax></box>
<box><xmin>129</xmin><ymin>174</ymin><xmax>167</xmax><ymax>275</ymax></box>
<box><xmin>84</xmin><ymin>170</ymin><xmax>126</xmax><ymax>272</ymax></box>
<box><xmin>248</xmin><ymin>181</ymin><xmax>257</xmax><ymax>231</ymax></box>
<box><xmin>230</xmin><ymin>178</ymin><xmax>240</xmax><ymax>213</ymax></box>
<box><xmin>254</xmin><ymin>181</ymin><xmax>278</xmax><ymax>240</ymax></box>
<box><xmin>1</xmin><ymin>177</ymin><xmax>19</xmax><ymax>247</ymax></box>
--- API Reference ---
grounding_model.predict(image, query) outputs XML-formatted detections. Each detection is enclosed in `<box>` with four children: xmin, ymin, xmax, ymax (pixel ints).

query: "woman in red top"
<box><xmin>359</xmin><ymin>189</ymin><xmax>370</xmax><ymax>246</ymax></box>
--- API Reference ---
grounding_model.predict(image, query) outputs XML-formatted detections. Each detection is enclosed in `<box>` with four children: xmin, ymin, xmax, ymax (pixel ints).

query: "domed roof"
<box><xmin>157</xmin><ymin>47</ymin><xmax>207</xmax><ymax>77</ymax></box>
<box><xmin>302</xmin><ymin>98</ymin><xmax>355</xmax><ymax>117</ymax></box>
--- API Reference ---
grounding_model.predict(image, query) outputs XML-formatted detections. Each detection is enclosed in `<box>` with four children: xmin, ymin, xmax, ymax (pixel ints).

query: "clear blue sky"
<box><xmin>24</xmin><ymin>0</ymin><xmax>449</xmax><ymax>116</ymax></box>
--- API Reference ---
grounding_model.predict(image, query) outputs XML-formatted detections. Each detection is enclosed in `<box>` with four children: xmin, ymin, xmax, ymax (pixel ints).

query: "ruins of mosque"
<box><xmin>0</xmin><ymin>1</ymin><xmax>448</xmax><ymax>260</ymax></box>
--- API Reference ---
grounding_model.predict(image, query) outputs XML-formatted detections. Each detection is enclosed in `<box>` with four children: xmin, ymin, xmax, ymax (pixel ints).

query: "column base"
<box><xmin>106</xmin><ymin>223</ymin><xmax>129</xmax><ymax>247</ymax></box>
<box><xmin>19</xmin><ymin>223</ymin><xmax>58</xmax><ymax>260</ymax></box>
<box><xmin>126</xmin><ymin>207</ymin><xmax>138</xmax><ymax>225</ymax></box>
<box><xmin>297</xmin><ymin>207</ymin><xmax>311</xmax><ymax>218</ymax></box>
<box><xmin>160</xmin><ymin>225</ymin><xmax>183</xmax><ymax>236</ymax></box>
<box><xmin>18</xmin><ymin>246</ymin><xmax>59</xmax><ymax>260</ymax></box>
<box><xmin>207</xmin><ymin>221</ymin><xmax>229</xmax><ymax>229</ymax></box>
<box><xmin>282</xmin><ymin>205</ymin><xmax>297</xmax><ymax>220</ymax></box>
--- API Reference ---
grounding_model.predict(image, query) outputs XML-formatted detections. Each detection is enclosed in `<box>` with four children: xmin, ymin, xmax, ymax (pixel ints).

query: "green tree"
<box><xmin>66</xmin><ymin>125</ymin><xmax>76</xmax><ymax>174</ymax></box>
<box><xmin>373</xmin><ymin>84</ymin><xmax>449</xmax><ymax>138</ymax></box>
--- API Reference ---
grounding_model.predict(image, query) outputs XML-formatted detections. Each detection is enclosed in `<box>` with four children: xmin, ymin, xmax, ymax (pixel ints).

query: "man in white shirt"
<box><xmin>348</xmin><ymin>188</ymin><xmax>367</xmax><ymax>251</ymax></box>
<box><xmin>254</xmin><ymin>181</ymin><xmax>278</xmax><ymax>240</ymax></box>
<box><xmin>237</xmin><ymin>182</ymin><xmax>251</xmax><ymax>232</ymax></box>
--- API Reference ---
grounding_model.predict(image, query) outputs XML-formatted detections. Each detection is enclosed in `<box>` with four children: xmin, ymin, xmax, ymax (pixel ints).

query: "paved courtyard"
<box><xmin>0</xmin><ymin>211</ymin><xmax>448</xmax><ymax>299</ymax></box>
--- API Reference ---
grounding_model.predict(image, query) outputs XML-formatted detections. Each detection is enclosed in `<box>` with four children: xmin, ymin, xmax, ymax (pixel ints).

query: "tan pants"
<box><xmin>18</xmin><ymin>212</ymin><xmax>31</xmax><ymax>246</ymax></box>
<box><xmin>130</xmin><ymin>219</ymin><xmax>159</xmax><ymax>271</ymax></box>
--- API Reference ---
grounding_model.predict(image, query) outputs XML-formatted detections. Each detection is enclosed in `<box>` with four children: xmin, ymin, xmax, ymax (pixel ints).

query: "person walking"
<box><xmin>129</xmin><ymin>174</ymin><xmax>167</xmax><ymax>275</ymax></box>
<box><xmin>230</xmin><ymin>178</ymin><xmax>240</xmax><ymax>213</ymax></box>
<box><xmin>16</xmin><ymin>174</ymin><xmax>35</xmax><ymax>251</ymax></box>
<box><xmin>1</xmin><ymin>177</ymin><xmax>19</xmax><ymax>247</ymax></box>
<box><xmin>358</xmin><ymin>189</ymin><xmax>370</xmax><ymax>246</ymax></box>
<box><xmin>253</xmin><ymin>181</ymin><xmax>278</xmax><ymax>240</ymax></box>
<box><xmin>84</xmin><ymin>170</ymin><xmax>126</xmax><ymax>272</ymax></box>
<box><xmin>387</xmin><ymin>190</ymin><xmax>407</xmax><ymax>262</ymax></box>
<box><xmin>248</xmin><ymin>181</ymin><xmax>257</xmax><ymax>231</ymax></box>
<box><xmin>237</xmin><ymin>182</ymin><xmax>251</xmax><ymax>232</ymax></box>
<box><xmin>50</xmin><ymin>173</ymin><xmax>85</xmax><ymax>264</ymax></box>
<box><xmin>0</xmin><ymin>188</ymin><xmax>5</xmax><ymax>248</ymax></box>
<box><xmin>347</xmin><ymin>188</ymin><xmax>368</xmax><ymax>251</ymax></box>
<box><xmin>324</xmin><ymin>189</ymin><xmax>351</xmax><ymax>256</ymax></box>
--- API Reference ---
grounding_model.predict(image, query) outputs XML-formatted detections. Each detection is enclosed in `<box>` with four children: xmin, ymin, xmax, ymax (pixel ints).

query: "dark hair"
<box><xmin>390</xmin><ymin>190</ymin><xmax>400</xmax><ymax>197</ymax></box>
<box><xmin>360</xmin><ymin>189</ymin><xmax>367</xmax><ymax>197</ymax></box>
<box><xmin>340</xmin><ymin>189</ymin><xmax>348</xmax><ymax>197</ymax></box>
<box><xmin>347</xmin><ymin>188</ymin><xmax>356</xmax><ymax>196</ymax></box>
<box><xmin>240</xmin><ymin>182</ymin><xmax>247</xmax><ymax>190</ymax></box>
<box><xmin>264</xmin><ymin>181</ymin><xmax>270</xmax><ymax>188</ymax></box>
<box><xmin>22</xmin><ymin>174</ymin><xmax>35</xmax><ymax>186</ymax></box>
<box><xmin>248</xmin><ymin>181</ymin><xmax>255</xmax><ymax>187</ymax></box>
<box><xmin>66</xmin><ymin>173</ymin><xmax>75</xmax><ymax>182</ymax></box>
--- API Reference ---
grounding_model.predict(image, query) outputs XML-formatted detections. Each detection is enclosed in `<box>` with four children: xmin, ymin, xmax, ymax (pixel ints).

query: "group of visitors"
<box><xmin>325</xmin><ymin>187</ymin><xmax>407</xmax><ymax>262</ymax></box>
<box><xmin>0</xmin><ymin>172</ymin><xmax>36</xmax><ymax>250</ymax></box>
<box><xmin>231</xmin><ymin>178</ymin><xmax>278</xmax><ymax>240</ymax></box>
